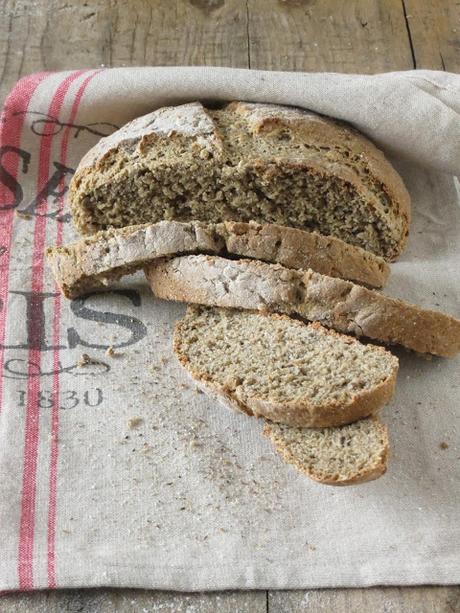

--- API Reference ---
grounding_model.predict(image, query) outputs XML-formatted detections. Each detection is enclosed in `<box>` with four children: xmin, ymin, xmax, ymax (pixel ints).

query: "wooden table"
<box><xmin>0</xmin><ymin>1</ymin><xmax>459</xmax><ymax>611</ymax></box>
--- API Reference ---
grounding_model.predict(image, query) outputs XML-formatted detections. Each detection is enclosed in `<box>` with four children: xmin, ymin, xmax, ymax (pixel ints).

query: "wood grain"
<box><xmin>403</xmin><ymin>0</ymin><xmax>460</xmax><ymax>70</ymax></box>
<box><xmin>2</xmin><ymin>586</ymin><xmax>459</xmax><ymax>612</ymax></box>
<box><xmin>0</xmin><ymin>1</ymin><xmax>458</xmax><ymax>612</ymax></box>
<box><xmin>269</xmin><ymin>586</ymin><xmax>460</xmax><ymax>613</ymax></box>
<box><xmin>0</xmin><ymin>0</ymin><xmax>249</xmax><ymax>100</ymax></box>
<box><xmin>247</xmin><ymin>0</ymin><xmax>414</xmax><ymax>72</ymax></box>
<box><xmin>0</xmin><ymin>588</ymin><xmax>268</xmax><ymax>612</ymax></box>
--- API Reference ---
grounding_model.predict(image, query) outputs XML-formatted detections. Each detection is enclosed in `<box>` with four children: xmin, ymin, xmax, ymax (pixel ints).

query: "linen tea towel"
<box><xmin>0</xmin><ymin>67</ymin><xmax>459</xmax><ymax>592</ymax></box>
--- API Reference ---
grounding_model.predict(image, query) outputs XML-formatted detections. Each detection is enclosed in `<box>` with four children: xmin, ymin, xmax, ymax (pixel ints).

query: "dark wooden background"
<box><xmin>0</xmin><ymin>1</ymin><xmax>459</xmax><ymax>611</ymax></box>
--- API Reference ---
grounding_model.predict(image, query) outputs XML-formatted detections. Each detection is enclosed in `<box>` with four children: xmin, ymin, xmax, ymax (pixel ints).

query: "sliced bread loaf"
<box><xmin>173</xmin><ymin>306</ymin><xmax>398</xmax><ymax>428</ymax></box>
<box><xmin>263</xmin><ymin>417</ymin><xmax>389</xmax><ymax>485</ymax></box>
<box><xmin>147</xmin><ymin>255</ymin><xmax>460</xmax><ymax>357</ymax></box>
<box><xmin>70</xmin><ymin>101</ymin><xmax>410</xmax><ymax>260</ymax></box>
<box><xmin>47</xmin><ymin>220</ymin><xmax>389</xmax><ymax>298</ymax></box>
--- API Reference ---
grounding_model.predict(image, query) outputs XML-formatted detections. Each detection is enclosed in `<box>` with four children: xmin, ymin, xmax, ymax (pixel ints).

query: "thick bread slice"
<box><xmin>46</xmin><ymin>221</ymin><xmax>224</xmax><ymax>299</ymax></box>
<box><xmin>221</xmin><ymin>221</ymin><xmax>389</xmax><ymax>288</ymax></box>
<box><xmin>70</xmin><ymin>101</ymin><xmax>410</xmax><ymax>260</ymax></box>
<box><xmin>47</xmin><ymin>220</ymin><xmax>389</xmax><ymax>298</ymax></box>
<box><xmin>263</xmin><ymin>417</ymin><xmax>389</xmax><ymax>486</ymax></box>
<box><xmin>147</xmin><ymin>255</ymin><xmax>460</xmax><ymax>357</ymax></box>
<box><xmin>173</xmin><ymin>306</ymin><xmax>398</xmax><ymax>428</ymax></box>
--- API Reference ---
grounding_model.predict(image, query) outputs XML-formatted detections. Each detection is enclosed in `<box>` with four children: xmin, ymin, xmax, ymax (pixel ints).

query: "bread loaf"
<box><xmin>70</xmin><ymin>101</ymin><xmax>410</xmax><ymax>260</ymax></box>
<box><xmin>47</xmin><ymin>220</ymin><xmax>389</xmax><ymax>298</ymax></box>
<box><xmin>173</xmin><ymin>306</ymin><xmax>398</xmax><ymax>427</ymax></box>
<box><xmin>147</xmin><ymin>255</ymin><xmax>460</xmax><ymax>357</ymax></box>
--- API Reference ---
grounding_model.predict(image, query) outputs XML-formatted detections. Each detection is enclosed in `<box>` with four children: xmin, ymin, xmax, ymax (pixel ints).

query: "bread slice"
<box><xmin>147</xmin><ymin>255</ymin><xmax>460</xmax><ymax>358</ymax></box>
<box><xmin>221</xmin><ymin>221</ymin><xmax>389</xmax><ymax>288</ymax></box>
<box><xmin>47</xmin><ymin>220</ymin><xmax>389</xmax><ymax>299</ymax></box>
<box><xmin>173</xmin><ymin>306</ymin><xmax>398</xmax><ymax>428</ymax></box>
<box><xmin>70</xmin><ymin>101</ymin><xmax>410</xmax><ymax>260</ymax></box>
<box><xmin>46</xmin><ymin>220</ymin><xmax>224</xmax><ymax>299</ymax></box>
<box><xmin>263</xmin><ymin>417</ymin><xmax>389</xmax><ymax>486</ymax></box>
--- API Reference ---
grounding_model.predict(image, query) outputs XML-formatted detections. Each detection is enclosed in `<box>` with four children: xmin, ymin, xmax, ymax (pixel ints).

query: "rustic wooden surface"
<box><xmin>0</xmin><ymin>0</ymin><xmax>459</xmax><ymax>611</ymax></box>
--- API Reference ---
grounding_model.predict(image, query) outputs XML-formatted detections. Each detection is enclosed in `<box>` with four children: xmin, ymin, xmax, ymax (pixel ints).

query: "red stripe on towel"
<box><xmin>18</xmin><ymin>70</ymin><xmax>86</xmax><ymax>591</ymax></box>
<box><xmin>47</xmin><ymin>69</ymin><xmax>102</xmax><ymax>589</ymax></box>
<box><xmin>0</xmin><ymin>72</ymin><xmax>50</xmax><ymax>416</ymax></box>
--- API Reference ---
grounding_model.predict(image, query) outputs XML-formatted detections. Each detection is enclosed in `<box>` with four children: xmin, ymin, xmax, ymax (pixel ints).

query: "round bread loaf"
<box><xmin>70</xmin><ymin>101</ymin><xmax>410</xmax><ymax>260</ymax></box>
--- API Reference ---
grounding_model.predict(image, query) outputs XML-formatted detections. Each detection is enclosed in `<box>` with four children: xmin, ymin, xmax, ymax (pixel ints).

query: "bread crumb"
<box><xmin>128</xmin><ymin>416</ymin><xmax>143</xmax><ymax>429</ymax></box>
<box><xmin>77</xmin><ymin>353</ymin><xmax>92</xmax><ymax>367</ymax></box>
<box><xmin>106</xmin><ymin>346</ymin><xmax>116</xmax><ymax>357</ymax></box>
<box><xmin>440</xmin><ymin>442</ymin><xmax>449</xmax><ymax>450</ymax></box>
<box><xmin>77</xmin><ymin>353</ymin><xmax>107</xmax><ymax>368</ymax></box>
<box><xmin>15</xmin><ymin>210</ymin><xmax>32</xmax><ymax>220</ymax></box>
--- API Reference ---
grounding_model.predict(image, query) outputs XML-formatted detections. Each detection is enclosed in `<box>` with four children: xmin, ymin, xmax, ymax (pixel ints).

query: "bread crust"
<box><xmin>47</xmin><ymin>220</ymin><xmax>390</xmax><ymax>299</ymax></box>
<box><xmin>147</xmin><ymin>255</ymin><xmax>460</xmax><ymax>357</ymax></box>
<box><xmin>173</xmin><ymin>309</ymin><xmax>398</xmax><ymax>428</ymax></box>
<box><xmin>219</xmin><ymin>221</ymin><xmax>389</xmax><ymax>288</ymax></box>
<box><xmin>75</xmin><ymin>101</ymin><xmax>221</xmax><ymax>173</ymax></box>
<box><xmin>46</xmin><ymin>220</ymin><xmax>224</xmax><ymax>299</ymax></box>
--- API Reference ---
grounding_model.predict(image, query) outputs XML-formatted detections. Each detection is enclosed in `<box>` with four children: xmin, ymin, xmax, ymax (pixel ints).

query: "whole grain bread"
<box><xmin>47</xmin><ymin>220</ymin><xmax>389</xmax><ymax>299</ymax></box>
<box><xmin>46</xmin><ymin>220</ymin><xmax>224</xmax><ymax>299</ymax></box>
<box><xmin>173</xmin><ymin>306</ymin><xmax>398</xmax><ymax>428</ymax></box>
<box><xmin>147</xmin><ymin>255</ymin><xmax>460</xmax><ymax>357</ymax></box>
<box><xmin>70</xmin><ymin>101</ymin><xmax>410</xmax><ymax>260</ymax></box>
<box><xmin>263</xmin><ymin>416</ymin><xmax>389</xmax><ymax>485</ymax></box>
<box><xmin>221</xmin><ymin>221</ymin><xmax>389</xmax><ymax>288</ymax></box>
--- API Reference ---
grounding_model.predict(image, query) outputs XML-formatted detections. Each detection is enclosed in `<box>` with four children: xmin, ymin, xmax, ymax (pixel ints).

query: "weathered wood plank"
<box><xmin>0</xmin><ymin>0</ymin><xmax>249</xmax><ymax>101</ymax></box>
<box><xmin>0</xmin><ymin>0</ymin><xmax>48</xmax><ymax>100</ymax></box>
<box><xmin>268</xmin><ymin>586</ymin><xmax>460</xmax><ymax>613</ymax></box>
<box><xmin>0</xmin><ymin>589</ymin><xmax>268</xmax><ymax>612</ymax></box>
<box><xmin>247</xmin><ymin>0</ymin><xmax>414</xmax><ymax>72</ymax></box>
<box><xmin>88</xmin><ymin>0</ymin><xmax>249</xmax><ymax>69</ymax></box>
<box><xmin>403</xmin><ymin>0</ymin><xmax>460</xmax><ymax>70</ymax></box>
